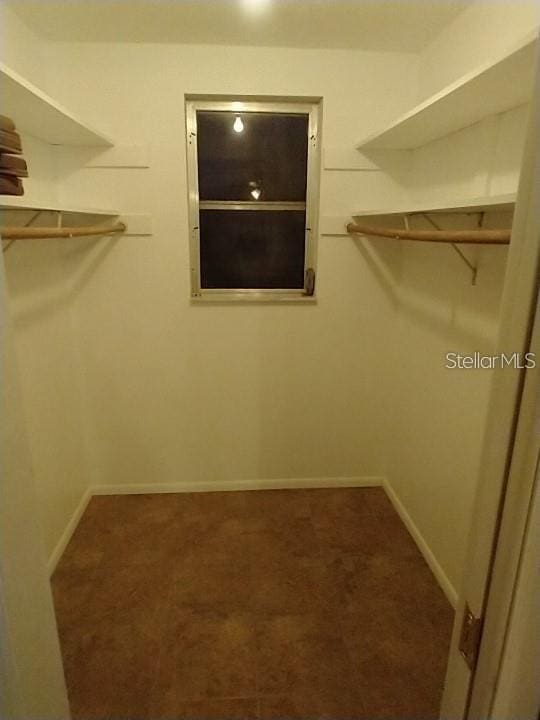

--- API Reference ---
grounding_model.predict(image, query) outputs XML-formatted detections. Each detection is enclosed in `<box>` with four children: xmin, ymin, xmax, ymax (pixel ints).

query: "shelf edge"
<box><xmin>355</xmin><ymin>29</ymin><xmax>538</xmax><ymax>151</ymax></box>
<box><xmin>0</xmin><ymin>61</ymin><xmax>115</xmax><ymax>148</ymax></box>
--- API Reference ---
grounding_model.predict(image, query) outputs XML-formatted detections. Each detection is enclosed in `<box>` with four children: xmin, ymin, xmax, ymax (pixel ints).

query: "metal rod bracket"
<box><xmin>421</xmin><ymin>213</ymin><xmax>478</xmax><ymax>286</ymax></box>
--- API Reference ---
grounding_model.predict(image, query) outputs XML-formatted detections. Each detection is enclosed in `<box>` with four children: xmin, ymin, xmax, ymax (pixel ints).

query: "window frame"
<box><xmin>185</xmin><ymin>97</ymin><xmax>321</xmax><ymax>302</ymax></box>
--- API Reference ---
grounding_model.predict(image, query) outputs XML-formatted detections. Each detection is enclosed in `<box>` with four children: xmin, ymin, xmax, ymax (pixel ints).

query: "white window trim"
<box><xmin>185</xmin><ymin>97</ymin><xmax>321</xmax><ymax>302</ymax></box>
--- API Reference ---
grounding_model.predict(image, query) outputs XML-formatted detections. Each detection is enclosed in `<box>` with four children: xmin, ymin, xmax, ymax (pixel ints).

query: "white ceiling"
<box><xmin>10</xmin><ymin>0</ymin><xmax>471</xmax><ymax>52</ymax></box>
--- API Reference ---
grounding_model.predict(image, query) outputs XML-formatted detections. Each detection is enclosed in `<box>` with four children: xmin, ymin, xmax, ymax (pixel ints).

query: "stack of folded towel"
<box><xmin>0</xmin><ymin>115</ymin><xmax>27</xmax><ymax>196</ymax></box>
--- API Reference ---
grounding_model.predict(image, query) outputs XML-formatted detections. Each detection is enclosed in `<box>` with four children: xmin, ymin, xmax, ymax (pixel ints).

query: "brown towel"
<box><xmin>0</xmin><ymin>175</ymin><xmax>24</xmax><ymax>196</ymax></box>
<box><xmin>0</xmin><ymin>154</ymin><xmax>28</xmax><ymax>177</ymax></box>
<box><xmin>0</xmin><ymin>129</ymin><xmax>22</xmax><ymax>152</ymax></box>
<box><xmin>0</xmin><ymin>115</ymin><xmax>16</xmax><ymax>133</ymax></box>
<box><xmin>0</xmin><ymin>143</ymin><xmax>22</xmax><ymax>155</ymax></box>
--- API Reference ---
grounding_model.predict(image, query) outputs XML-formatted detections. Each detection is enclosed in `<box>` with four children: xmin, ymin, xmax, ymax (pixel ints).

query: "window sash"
<box><xmin>186</xmin><ymin>98</ymin><xmax>320</xmax><ymax>300</ymax></box>
<box><xmin>199</xmin><ymin>209</ymin><xmax>306</xmax><ymax>290</ymax></box>
<box><xmin>199</xmin><ymin>201</ymin><xmax>306</xmax><ymax>212</ymax></box>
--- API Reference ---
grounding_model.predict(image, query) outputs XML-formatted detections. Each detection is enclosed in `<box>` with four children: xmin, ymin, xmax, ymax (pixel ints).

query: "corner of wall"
<box><xmin>417</xmin><ymin>0</ymin><xmax>540</xmax><ymax>100</ymax></box>
<box><xmin>0</xmin><ymin>0</ymin><xmax>49</xmax><ymax>87</ymax></box>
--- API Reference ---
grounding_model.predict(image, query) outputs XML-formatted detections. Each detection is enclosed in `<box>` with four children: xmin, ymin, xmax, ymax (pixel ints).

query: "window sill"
<box><xmin>191</xmin><ymin>292</ymin><xmax>317</xmax><ymax>304</ymax></box>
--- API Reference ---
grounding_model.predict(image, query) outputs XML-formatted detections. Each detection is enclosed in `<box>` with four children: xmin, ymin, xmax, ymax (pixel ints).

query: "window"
<box><xmin>186</xmin><ymin>98</ymin><xmax>320</xmax><ymax>300</ymax></box>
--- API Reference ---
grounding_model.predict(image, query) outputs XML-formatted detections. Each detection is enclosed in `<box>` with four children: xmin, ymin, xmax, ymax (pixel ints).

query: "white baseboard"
<box><xmin>91</xmin><ymin>476</ymin><xmax>384</xmax><ymax>496</ymax></box>
<box><xmin>48</xmin><ymin>475</ymin><xmax>457</xmax><ymax>610</ymax></box>
<box><xmin>47</xmin><ymin>487</ymin><xmax>92</xmax><ymax>577</ymax></box>
<box><xmin>382</xmin><ymin>478</ymin><xmax>458</xmax><ymax>609</ymax></box>
<box><xmin>48</xmin><ymin>476</ymin><xmax>381</xmax><ymax>572</ymax></box>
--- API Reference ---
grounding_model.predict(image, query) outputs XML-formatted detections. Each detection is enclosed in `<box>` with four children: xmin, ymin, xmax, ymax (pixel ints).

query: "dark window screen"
<box><xmin>200</xmin><ymin>210</ymin><xmax>306</xmax><ymax>289</ymax></box>
<box><xmin>197</xmin><ymin>111</ymin><xmax>308</xmax><ymax>202</ymax></box>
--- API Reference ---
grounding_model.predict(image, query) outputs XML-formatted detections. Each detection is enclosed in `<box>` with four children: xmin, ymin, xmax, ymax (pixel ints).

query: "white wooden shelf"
<box><xmin>0</xmin><ymin>62</ymin><xmax>114</xmax><ymax>147</ymax></box>
<box><xmin>354</xmin><ymin>193</ymin><xmax>516</xmax><ymax>217</ymax></box>
<box><xmin>356</xmin><ymin>32</ymin><xmax>537</xmax><ymax>150</ymax></box>
<box><xmin>0</xmin><ymin>197</ymin><xmax>120</xmax><ymax>216</ymax></box>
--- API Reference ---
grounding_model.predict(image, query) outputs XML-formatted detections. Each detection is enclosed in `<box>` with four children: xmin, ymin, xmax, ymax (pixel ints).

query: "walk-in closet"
<box><xmin>1</xmin><ymin>2</ymin><xmax>540</xmax><ymax>719</ymax></box>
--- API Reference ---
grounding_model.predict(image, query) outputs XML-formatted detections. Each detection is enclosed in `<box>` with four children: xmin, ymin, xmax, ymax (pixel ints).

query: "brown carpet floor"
<box><xmin>51</xmin><ymin>487</ymin><xmax>454</xmax><ymax>719</ymax></box>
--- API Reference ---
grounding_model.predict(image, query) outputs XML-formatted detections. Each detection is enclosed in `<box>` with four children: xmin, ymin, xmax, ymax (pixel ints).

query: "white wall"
<box><xmin>418</xmin><ymin>0</ymin><xmax>540</xmax><ymax>100</ymax></box>
<box><xmin>1</xmin><ymin>2</ymin><xmax>94</xmax><ymax>561</ymax></box>
<box><xmin>0</xmin><ymin>0</ymin><xmax>48</xmax><ymax>87</ymax></box>
<box><xmin>407</xmin><ymin>106</ymin><xmax>529</xmax><ymax>206</ymax></box>
<box><xmin>386</xmin><ymin>227</ymin><xmax>509</xmax><ymax>595</ymax></box>
<box><xmin>0</xmin><ymin>257</ymin><xmax>69</xmax><ymax>718</ymax></box>
<box><xmin>3</xmin><ymin>220</ymin><xmax>94</xmax><ymax>560</ymax></box>
<box><xmin>381</xmin><ymin>0</ymin><xmax>538</xmax><ymax>597</ymax></box>
<box><xmin>1</xmin><ymin>30</ymin><xmax>418</xmax><ymax>562</ymax></box>
<box><xmin>39</xmin><ymin>42</ymin><xmax>417</xmax><ymax>494</ymax></box>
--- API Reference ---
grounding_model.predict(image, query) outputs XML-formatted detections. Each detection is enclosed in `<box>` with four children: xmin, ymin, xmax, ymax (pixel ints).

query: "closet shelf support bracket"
<box><xmin>419</xmin><ymin>213</ymin><xmax>478</xmax><ymax>286</ymax></box>
<box><xmin>2</xmin><ymin>208</ymin><xmax>43</xmax><ymax>253</ymax></box>
<box><xmin>451</xmin><ymin>242</ymin><xmax>478</xmax><ymax>286</ymax></box>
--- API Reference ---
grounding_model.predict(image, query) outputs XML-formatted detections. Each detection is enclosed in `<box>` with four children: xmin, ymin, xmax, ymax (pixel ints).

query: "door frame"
<box><xmin>441</xmin><ymin>34</ymin><xmax>540</xmax><ymax>720</ymax></box>
<box><xmin>469</xmin><ymin>287</ymin><xmax>540</xmax><ymax>719</ymax></box>
<box><xmin>489</xmin><ymin>442</ymin><xmax>540</xmax><ymax>718</ymax></box>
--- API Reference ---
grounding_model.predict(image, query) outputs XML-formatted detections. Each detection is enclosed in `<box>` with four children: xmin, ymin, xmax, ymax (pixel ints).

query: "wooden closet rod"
<box><xmin>346</xmin><ymin>222</ymin><xmax>511</xmax><ymax>245</ymax></box>
<box><xmin>0</xmin><ymin>221</ymin><xmax>126</xmax><ymax>240</ymax></box>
